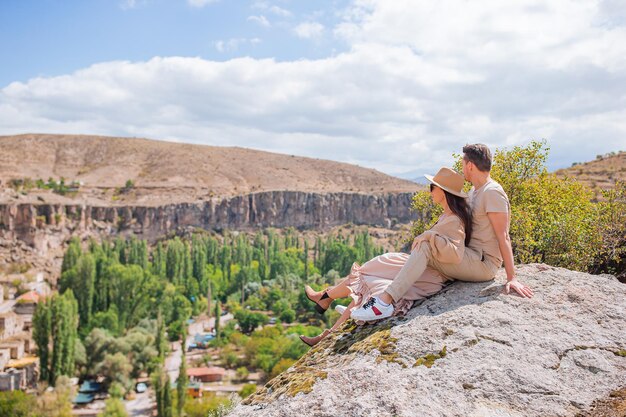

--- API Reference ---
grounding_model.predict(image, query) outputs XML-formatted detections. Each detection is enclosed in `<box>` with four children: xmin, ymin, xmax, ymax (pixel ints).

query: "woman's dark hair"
<box><xmin>443</xmin><ymin>190</ymin><xmax>473</xmax><ymax>245</ymax></box>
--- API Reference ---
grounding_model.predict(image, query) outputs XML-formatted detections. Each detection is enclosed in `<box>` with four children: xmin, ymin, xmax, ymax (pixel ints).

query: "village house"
<box><xmin>187</xmin><ymin>366</ymin><xmax>226</xmax><ymax>383</ymax></box>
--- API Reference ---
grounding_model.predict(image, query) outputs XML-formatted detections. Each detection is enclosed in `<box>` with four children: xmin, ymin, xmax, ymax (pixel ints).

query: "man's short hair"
<box><xmin>463</xmin><ymin>143</ymin><xmax>492</xmax><ymax>172</ymax></box>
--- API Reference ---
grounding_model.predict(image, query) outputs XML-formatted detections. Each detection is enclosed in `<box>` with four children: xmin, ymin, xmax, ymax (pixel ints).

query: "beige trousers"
<box><xmin>385</xmin><ymin>241</ymin><xmax>499</xmax><ymax>303</ymax></box>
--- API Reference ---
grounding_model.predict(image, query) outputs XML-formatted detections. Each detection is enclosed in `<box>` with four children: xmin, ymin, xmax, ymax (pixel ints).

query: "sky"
<box><xmin>1</xmin><ymin>0</ymin><xmax>625</xmax><ymax>180</ymax></box>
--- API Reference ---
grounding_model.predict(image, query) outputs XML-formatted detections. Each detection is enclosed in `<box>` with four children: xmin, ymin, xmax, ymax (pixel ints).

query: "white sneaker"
<box><xmin>335</xmin><ymin>305</ymin><xmax>347</xmax><ymax>314</ymax></box>
<box><xmin>350</xmin><ymin>297</ymin><xmax>394</xmax><ymax>321</ymax></box>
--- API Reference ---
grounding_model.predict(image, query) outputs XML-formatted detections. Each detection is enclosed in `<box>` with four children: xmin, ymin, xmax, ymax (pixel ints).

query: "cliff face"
<box><xmin>0</xmin><ymin>191</ymin><xmax>415</xmax><ymax>247</ymax></box>
<box><xmin>229</xmin><ymin>264</ymin><xmax>626</xmax><ymax>417</ymax></box>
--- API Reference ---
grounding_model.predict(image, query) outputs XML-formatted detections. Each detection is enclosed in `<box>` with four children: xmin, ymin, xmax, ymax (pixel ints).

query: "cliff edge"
<box><xmin>229</xmin><ymin>264</ymin><xmax>626</xmax><ymax>417</ymax></box>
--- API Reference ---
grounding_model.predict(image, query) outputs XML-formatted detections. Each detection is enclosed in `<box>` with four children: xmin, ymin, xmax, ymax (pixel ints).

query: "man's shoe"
<box><xmin>335</xmin><ymin>305</ymin><xmax>347</xmax><ymax>315</ymax></box>
<box><xmin>350</xmin><ymin>297</ymin><xmax>393</xmax><ymax>321</ymax></box>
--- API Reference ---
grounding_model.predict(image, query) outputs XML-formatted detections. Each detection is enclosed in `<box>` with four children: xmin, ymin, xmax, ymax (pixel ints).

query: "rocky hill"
<box><xmin>0</xmin><ymin>134</ymin><xmax>419</xmax><ymax>283</ymax></box>
<box><xmin>228</xmin><ymin>264</ymin><xmax>626</xmax><ymax>417</ymax></box>
<box><xmin>555</xmin><ymin>151</ymin><xmax>626</xmax><ymax>192</ymax></box>
<box><xmin>0</xmin><ymin>134</ymin><xmax>419</xmax><ymax>205</ymax></box>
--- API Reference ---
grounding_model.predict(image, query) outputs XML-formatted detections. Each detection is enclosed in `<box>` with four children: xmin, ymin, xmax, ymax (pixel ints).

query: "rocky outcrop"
<box><xmin>0</xmin><ymin>191</ymin><xmax>415</xmax><ymax>246</ymax></box>
<box><xmin>229</xmin><ymin>264</ymin><xmax>626</xmax><ymax>417</ymax></box>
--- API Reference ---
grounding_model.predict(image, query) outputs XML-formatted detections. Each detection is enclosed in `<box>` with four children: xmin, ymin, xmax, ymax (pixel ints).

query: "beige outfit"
<box><xmin>347</xmin><ymin>214</ymin><xmax>465</xmax><ymax>314</ymax></box>
<box><xmin>385</xmin><ymin>179</ymin><xmax>509</xmax><ymax>303</ymax></box>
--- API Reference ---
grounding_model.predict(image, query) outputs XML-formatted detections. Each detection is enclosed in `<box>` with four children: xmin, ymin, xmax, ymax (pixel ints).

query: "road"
<box><xmin>164</xmin><ymin>313</ymin><xmax>233</xmax><ymax>383</ymax></box>
<box><xmin>125</xmin><ymin>390</ymin><xmax>153</xmax><ymax>417</ymax></box>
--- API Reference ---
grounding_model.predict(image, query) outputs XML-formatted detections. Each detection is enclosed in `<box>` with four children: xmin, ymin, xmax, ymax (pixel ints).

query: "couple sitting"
<box><xmin>301</xmin><ymin>143</ymin><xmax>534</xmax><ymax>346</ymax></box>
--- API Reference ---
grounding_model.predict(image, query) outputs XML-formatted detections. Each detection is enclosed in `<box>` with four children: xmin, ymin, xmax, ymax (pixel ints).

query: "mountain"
<box><xmin>0</xmin><ymin>134</ymin><xmax>421</xmax><ymax>206</ymax></box>
<box><xmin>555</xmin><ymin>151</ymin><xmax>626</xmax><ymax>191</ymax></box>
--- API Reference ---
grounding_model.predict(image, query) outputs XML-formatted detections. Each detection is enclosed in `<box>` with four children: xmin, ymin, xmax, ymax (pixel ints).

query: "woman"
<box><xmin>300</xmin><ymin>167</ymin><xmax>472</xmax><ymax>346</ymax></box>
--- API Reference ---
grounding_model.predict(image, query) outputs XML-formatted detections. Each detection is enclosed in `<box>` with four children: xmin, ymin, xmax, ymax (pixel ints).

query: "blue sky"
<box><xmin>0</xmin><ymin>0</ymin><xmax>349</xmax><ymax>86</ymax></box>
<box><xmin>1</xmin><ymin>0</ymin><xmax>625</xmax><ymax>179</ymax></box>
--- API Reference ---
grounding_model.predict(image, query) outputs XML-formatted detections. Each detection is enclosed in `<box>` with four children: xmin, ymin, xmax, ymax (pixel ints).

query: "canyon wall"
<box><xmin>0</xmin><ymin>191</ymin><xmax>416</xmax><ymax>248</ymax></box>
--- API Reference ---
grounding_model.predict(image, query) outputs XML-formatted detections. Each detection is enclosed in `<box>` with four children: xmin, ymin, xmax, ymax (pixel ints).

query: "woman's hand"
<box><xmin>411</xmin><ymin>234</ymin><xmax>426</xmax><ymax>251</ymax></box>
<box><xmin>505</xmin><ymin>278</ymin><xmax>534</xmax><ymax>298</ymax></box>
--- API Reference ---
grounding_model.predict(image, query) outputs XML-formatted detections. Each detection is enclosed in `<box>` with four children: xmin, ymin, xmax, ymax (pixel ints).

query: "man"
<box><xmin>351</xmin><ymin>143</ymin><xmax>533</xmax><ymax>321</ymax></box>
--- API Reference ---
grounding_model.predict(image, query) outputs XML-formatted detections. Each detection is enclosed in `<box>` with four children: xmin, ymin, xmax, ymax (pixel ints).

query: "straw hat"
<box><xmin>424</xmin><ymin>167</ymin><xmax>468</xmax><ymax>198</ymax></box>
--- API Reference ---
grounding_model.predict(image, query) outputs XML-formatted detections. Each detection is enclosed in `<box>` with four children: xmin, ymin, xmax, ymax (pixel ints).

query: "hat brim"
<box><xmin>424</xmin><ymin>174</ymin><xmax>468</xmax><ymax>198</ymax></box>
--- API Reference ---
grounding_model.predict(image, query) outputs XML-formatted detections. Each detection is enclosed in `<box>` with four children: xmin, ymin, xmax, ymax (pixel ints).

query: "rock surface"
<box><xmin>229</xmin><ymin>264</ymin><xmax>626</xmax><ymax>417</ymax></box>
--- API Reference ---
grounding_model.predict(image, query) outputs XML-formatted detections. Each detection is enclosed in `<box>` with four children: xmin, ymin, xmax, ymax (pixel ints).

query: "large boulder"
<box><xmin>229</xmin><ymin>264</ymin><xmax>626</xmax><ymax>417</ymax></box>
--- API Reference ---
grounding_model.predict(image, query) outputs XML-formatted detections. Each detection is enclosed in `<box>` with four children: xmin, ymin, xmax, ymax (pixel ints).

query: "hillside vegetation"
<box><xmin>555</xmin><ymin>150</ymin><xmax>626</xmax><ymax>193</ymax></box>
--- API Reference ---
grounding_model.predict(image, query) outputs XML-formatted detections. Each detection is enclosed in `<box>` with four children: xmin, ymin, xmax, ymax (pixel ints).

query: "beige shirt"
<box><xmin>414</xmin><ymin>213</ymin><xmax>465</xmax><ymax>264</ymax></box>
<box><xmin>468</xmin><ymin>179</ymin><xmax>510</xmax><ymax>267</ymax></box>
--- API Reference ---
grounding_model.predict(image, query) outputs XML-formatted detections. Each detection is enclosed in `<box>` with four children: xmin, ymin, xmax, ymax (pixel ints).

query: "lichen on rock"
<box><xmin>230</xmin><ymin>264</ymin><xmax>626</xmax><ymax>417</ymax></box>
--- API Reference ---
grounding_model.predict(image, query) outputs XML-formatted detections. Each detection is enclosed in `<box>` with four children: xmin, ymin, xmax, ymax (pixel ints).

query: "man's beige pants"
<box><xmin>385</xmin><ymin>241</ymin><xmax>499</xmax><ymax>303</ymax></box>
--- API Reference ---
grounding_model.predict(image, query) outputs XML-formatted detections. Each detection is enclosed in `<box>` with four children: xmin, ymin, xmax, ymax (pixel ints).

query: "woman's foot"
<box><xmin>299</xmin><ymin>329</ymin><xmax>331</xmax><ymax>347</ymax></box>
<box><xmin>305</xmin><ymin>285</ymin><xmax>333</xmax><ymax>314</ymax></box>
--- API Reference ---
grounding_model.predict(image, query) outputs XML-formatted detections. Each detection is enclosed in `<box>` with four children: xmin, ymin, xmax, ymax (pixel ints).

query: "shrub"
<box><xmin>235</xmin><ymin>366</ymin><xmax>249</xmax><ymax>381</ymax></box>
<box><xmin>411</xmin><ymin>140</ymin><xmax>626</xmax><ymax>275</ymax></box>
<box><xmin>270</xmin><ymin>358</ymin><xmax>295</xmax><ymax>379</ymax></box>
<box><xmin>238</xmin><ymin>384</ymin><xmax>257</xmax><ymax>399</ymax></box>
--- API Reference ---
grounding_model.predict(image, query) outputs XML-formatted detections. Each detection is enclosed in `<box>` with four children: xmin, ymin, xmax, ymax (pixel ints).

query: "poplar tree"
<box><xmin>44</xmin><ymin>291</ymin><xmax>79</xmax><ymax>385</ymax></box>
<box><xmin>155</xmin><ymin>310</ymin><xmax>166</xmax><ymax>361</ymax></box>
<box><xmin>61</xmin><ymin>237</ymin><xmax>81</xmax><ymax>274</ymax></box>
<box><xmin>75</xmin><ymin>254</ymin><xmax>95</xmax><ymax>327</ymax></box>
<box><xmin>176</xmin><ymin>332</ymin><xmax>187</xmax><ymax>417</ymax></box>
<box><xmin>33</xmin><ymin>299</ymin><xmax>51</xmax><ymax>382</ymax></box>
<box><xmin>214</xmin><ymin>302</ymin><xmax>221</xmax><ymax>341</ymax></box>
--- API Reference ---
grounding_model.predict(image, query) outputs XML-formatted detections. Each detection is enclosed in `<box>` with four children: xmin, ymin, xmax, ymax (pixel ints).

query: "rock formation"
<box><xmin>0</xmin><ymin>191</ymin><xmax>415</xmax><ymax>248</ymax></box>
<box><xmin>228</xmin><ymin>264</ymin><xmax>626</xmax><ymax>417</ymax></box>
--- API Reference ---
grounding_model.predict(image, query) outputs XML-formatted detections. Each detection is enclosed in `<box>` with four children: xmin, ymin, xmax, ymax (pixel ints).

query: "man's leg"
<box><xmin>430</xmin><ymin>247</ymin><xmax>497</xmax><ymax>282</ymax></box>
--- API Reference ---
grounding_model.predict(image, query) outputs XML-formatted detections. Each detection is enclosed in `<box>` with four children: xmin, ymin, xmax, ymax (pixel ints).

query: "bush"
<box><xmin>270</xmin><ymin>358</ymin><xmax>295</xmax><ymax>379</ymax></box>
<box><xmin>411</xmin><ymin>140</ymin><xmax>626</xmax><ymax>276</ymax></box>
<box><xmin>235</xmin><ymin>366</ymin><xmax>249</xmax><ymax>381</ymax></box>
<box><xmin>238</xmin><ymin>384</ymin><xmax>257</xmax><ymax>399</ymax></box>
<box><xmin>279</xmin><ymin>308</ymin><xmax>296</xmax><ymax>324</ymax></box>
<box><xmin>0</xmin><ymin>391</ymin><xmax>35</xmax><ymax>417</ymax></box>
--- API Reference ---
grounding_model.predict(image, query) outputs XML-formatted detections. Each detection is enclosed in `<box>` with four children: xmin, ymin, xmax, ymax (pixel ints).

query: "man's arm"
<box><xmin>487</xmin><ymin>212</ymin><xmax>534</xmax><ymax>298</ymax></box>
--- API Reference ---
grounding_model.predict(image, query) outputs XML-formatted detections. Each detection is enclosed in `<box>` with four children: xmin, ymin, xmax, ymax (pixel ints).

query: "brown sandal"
<box><xmin>299</xmin><ymin>329</ymin><xmax>331</xmax><ymax>347</ymax></box>
<box><xmin>305</xmin><ymin>285</ymin><xmax>332</xmax><ymax>314</ymax></box>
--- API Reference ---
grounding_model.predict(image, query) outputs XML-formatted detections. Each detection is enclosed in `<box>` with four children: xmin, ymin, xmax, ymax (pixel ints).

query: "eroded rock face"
<box><xmin>229</xmin><ymin>264</ymin><xmax>626</xmax><ymax>417</ymax></box>
<box><xmin>0</xmin><ymin>191</ymin><xmax>415</xmax><ymax>244</ymax></box>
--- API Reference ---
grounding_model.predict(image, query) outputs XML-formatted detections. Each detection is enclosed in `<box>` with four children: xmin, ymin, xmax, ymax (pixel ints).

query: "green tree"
<box><xmin>214</xmin><ymin>302</ymin><xmax>221</xmax><ymax>341</ymax></box>
<box><xmin>152</xmin><ymin>365</ymin><xmax>173</xmax><ymax>417</ymax></box>
<box><xmin>61</xmin><ymin>237</ymin><xmax>81</xmax><ymax>274</ymax></box>
<box><xmin>177</xmin><ymin>332</ymin><xmax>188</xmax><ymax>417</ymax></box>
<box><xmin>33</xmin><ymin>298</ymin><xmax>52</xmax><ymax>382</ymax></box>
<box><xmin>46</xmin><ymin>291</ymin><xmax>79</xmax><ymax>385</ymax></box>
<box><xmin>75</xmin><ymin>254</ymin><xmax>96</xmax><ymax>327</ymax></box>
<box><xmin>234</xmin><ymin>310</ymin><xmax>268</xmax><ymax>334</ymax></box>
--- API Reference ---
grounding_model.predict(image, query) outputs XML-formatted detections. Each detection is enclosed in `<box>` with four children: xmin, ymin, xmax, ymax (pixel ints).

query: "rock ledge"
<box><xmin>229</xmin><ymin>264</ymin><xmax>626</xmax><ymax>417</ymax></box>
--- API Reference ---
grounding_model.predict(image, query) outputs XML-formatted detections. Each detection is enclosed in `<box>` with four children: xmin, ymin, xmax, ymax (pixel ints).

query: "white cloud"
<box><xmin>120</xmin><ymin>0</ymin><xmax>148</xmax><ymax>10</ymax></box>
<box><xmin>294</xmin><ymin>22</ymin><xmax>324</xmax><ymax>39</ymax></box>
<box><xmin>269</xmin><ymin>6</ymin><xmax>292</xmax><ymax>17</ymax></box>
<box><xmin>187</xmin><ymin>0</ymin><xmax>218</xmax><ymax>8</ymax></box>
<box><xmin>214</xmin><ymin>38</ymin><xmax>261</xmax><ymax>53</ymax></box>
<box><xmin>252</xmin><ymin>2</ymin><xmax>292</xmax><ymax>17</ymax></box>
<box><xmin>247</xmin><ymin>15</ymin><xmax>271</xmax><ymax>28</ymax></box>
<box><xmin>2</xmin><ymin>0</ymin><xmax>625</xmax><ymax>176</ymax></box>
